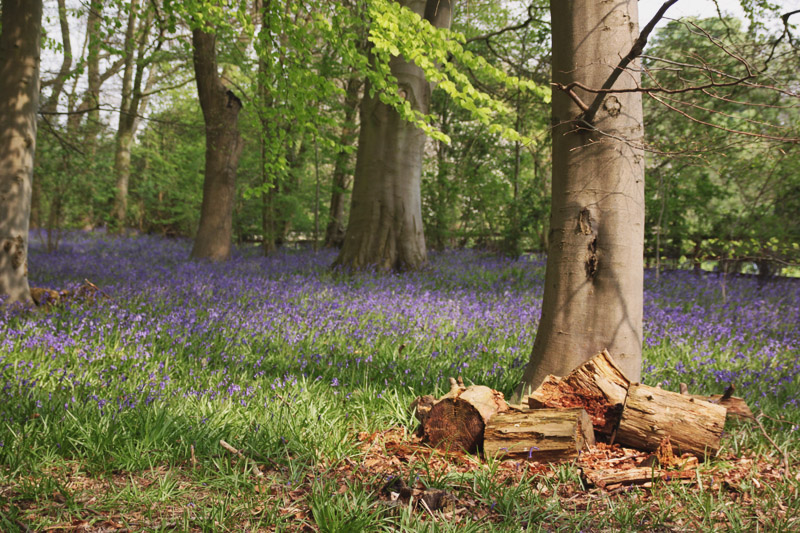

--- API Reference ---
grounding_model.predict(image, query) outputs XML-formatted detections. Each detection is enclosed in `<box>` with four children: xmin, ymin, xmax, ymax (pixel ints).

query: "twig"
<box><xmin>83</xmin><ymin>278</ymin><xmax>113</xmax><ymax>300</ymax></box>
<box><xmin>418</xmin><ymin>497</ymin><xmax>438</xmax><ymax>521</ymax></box>
<box><xmin>190</xmin><ymin>444</ymin><xmax>197</xmax><ymax>469</ymax></box>
<box><xmin>465</xmin><ymin>3</ymin><xmax>546</xmax><ymax>44</ymax></box>
<box><xmin>647</xmin><ymin>92</ymin><xmax>800</xmax><ymax>142</ymax></box>
<box><xmin>754</xmin><ymin>414</ymin><xmax>791</xmax><ymax>477</ymax></box>
<box><xmin>759</xmin><ymin>413</ymin><xmax>797</xmax><ymax>426</ymax></box>
<box><xmin>219</xmin><ymin>439</ymin><xmax>264</xmax><ymax>477</ymax></box>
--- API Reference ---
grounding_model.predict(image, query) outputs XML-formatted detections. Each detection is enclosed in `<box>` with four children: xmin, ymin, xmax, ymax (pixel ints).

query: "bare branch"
<box><xmin>465</xmin><ymin>3</ymin><xmax>547</xmax><ymax>44</ymax></box>
<box><xmin>581</xmin><ymin>0</ymin><xmax>681</xmax><ymax>124</ymax></box>
<box><xmin>647</xmin><ymin>92</ymin><xmax>800</xmax><ymax>143</ymax></box>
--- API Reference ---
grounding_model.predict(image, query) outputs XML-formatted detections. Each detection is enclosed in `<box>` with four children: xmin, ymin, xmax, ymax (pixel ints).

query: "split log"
<box><xmin>421</xmin><ymin>380</ymin><xmax>509</xmax><ymax>453</ymax></box>
<box><xmin>484</xmin><ymin>408</ymin><xmax>594</xmax><ymax>463</ymax></box>
<box><xmin>581</xmin><ymin>465</ymin><xmax>697</xmax><ymax>490</ymax></box>
<box><xmin>527</xmin><ymin>350</ymin><xmax>630</xmax><ymax>434</ymax></box>
<box><xmin>616</xmin><ymin>383</ymin><xmax>726</xmax><ymax>459</ymax></box>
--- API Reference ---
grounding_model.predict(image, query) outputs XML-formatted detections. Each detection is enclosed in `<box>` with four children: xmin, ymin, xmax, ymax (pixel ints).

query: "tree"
<box><xmin>333</xmin><ymin>0</ymin><xmax>453</xmax><ymax>271</ymax></box>
<box><xmin>112</xmin><ymin>0</ymin><xmax>161</xmax><ymax>229</ymax></box>
<box><xmin>0</xmin><ymin>0</ymin><xmax>43</xmax><ymax>304</ymax></box>
<box><xmin>514</xmin><ymin>0</ymin><xmax>646</xmax><ymax>398</ymax></box>
<box><xmin>190</xmin><ymin>27</ymin><xmax>244</xmax><ymax>261</ymax></box>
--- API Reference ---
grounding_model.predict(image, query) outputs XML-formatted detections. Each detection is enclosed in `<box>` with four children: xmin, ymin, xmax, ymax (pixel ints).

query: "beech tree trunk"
<box><xmin>0</xmin><ymin>0</ymin><xmax>42</xmax><ymax>304</ymax></box>
<box><xmin>190</xmin><ymin>28</ymin><xmax>243</xmax><ymax>261</ymax></box>
<box><xmin>333</xmin><ymin>0</ymin><xmax>452</xmax><ymax>271</ymax></box>
<box><xmin>515</xmin><ymin>0</ymin><xmax>645</xmax><ymax>398</ymax></box>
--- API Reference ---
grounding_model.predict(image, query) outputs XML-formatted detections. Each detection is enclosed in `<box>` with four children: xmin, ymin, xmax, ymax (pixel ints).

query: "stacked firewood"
<box><xmin>411</xmin><ymin>350</ymin><xmax>753</xmax><ymax>486</ymax></box>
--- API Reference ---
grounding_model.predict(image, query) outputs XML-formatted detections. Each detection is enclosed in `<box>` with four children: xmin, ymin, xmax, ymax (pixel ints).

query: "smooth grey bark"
<box><xmin>514</xmin><ymin>0</ymin><xmax>645</xmax><ymax>398</ymax></box>
<box><xmin>190</xmin><ymin>28</ymin><xmax>243</xmax><ymax>261</ymax></box>
<box><xmin>0</xmin><ymin>0</ymin><xmax>42</xmax><ymax>304</ymax></box>
<box><xmin>334</xmin><ymin>0</ymin><xmax>452</xmax><ymax>271</ymax></box>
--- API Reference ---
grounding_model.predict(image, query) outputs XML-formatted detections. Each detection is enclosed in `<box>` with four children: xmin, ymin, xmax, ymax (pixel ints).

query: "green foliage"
<box><xmin>421</xmin><ymin>1</ymin><xmax>552</xmax><ymax>253</ymax></box>
<box><xmin>130</xmin><ymin>93</ymin><xmax>206</xmax><ymax>236</ymax></box>
<box><xmin>643</xmin><ymin>16</ymin><xmax>800</xmax><ymax>274</ymax></box>
<box><xmin>365</xmin><ymin>0</ymin><xmax>550</xmax><ymax>145</ymax></box>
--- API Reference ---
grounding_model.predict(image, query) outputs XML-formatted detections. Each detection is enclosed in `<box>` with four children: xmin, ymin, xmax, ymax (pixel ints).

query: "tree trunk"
<box><xmin>0</xmin><ymin>0</ymin><xmax>42</xmax><ymax>304</ymax></box>
<box><xmin>324</xmin><ymin>75</ymin><xmax>361</xmax><ymax>248</ymax></box>
<box><xmin>42</xmin><ymin>0</ymin><xmax>72</xmax><ymax>114</ymax></box>
<box><xmin>190</xmin><ymin>28</ymin><xmax>243</xmax><ymax>261</ymax></box>
<box><xmin>113</xmin><ymin>2</ymin><xmax>157</xmax><ymax>230</ymax></box>
<box><xmin>514</xmin><ymin>0</ymin><xmax>645</xmax><ymax>398</ymax></box>
<box><xmin>525</xmin><ymin>350</ymin><xmax>630</xmax><ymax>435</ymax></box>
<box><xmin>421</xmin><ymin>382</ymin><xmax>509</xmax><ymax>453</ymax></box>
<box><xmin>84</xmin><ymin>0</ymin><xmax>103</xmax><ymax>145</ymax></box>
<box><xmin>333</xmin><ymin>0</ymin><xmax>452</xmax><ymax>271</ymax></box>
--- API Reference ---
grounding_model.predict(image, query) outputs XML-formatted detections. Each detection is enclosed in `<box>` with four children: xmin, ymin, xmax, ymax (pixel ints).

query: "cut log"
<box><xmin>694</xmin><ymin>395</ymin><xmax>754</xmax><ymax>420</ymax></box>
<box><xmin>423</xmin><ymin>385</ymin><xmax>508</xmax><ymax>453</ymax></box>
<box><xmin>527</xmin><ymin>350</ymin><xmax>630</xmax><ymax>434</ymax></box>
<box><xmin>484</xmin><ymin>408</ymin><xmax>595</xmax><ymax>462</ymax></box>
<box><xmin>616</xmin><ymin>383</ymin><xmax>727</xmax><ymax>459</ymax></box>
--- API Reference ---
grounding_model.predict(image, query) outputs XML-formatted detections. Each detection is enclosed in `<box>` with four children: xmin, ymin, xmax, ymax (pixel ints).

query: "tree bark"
<box><xmin>617</xmin><ymin>383</ymin><xmax>726</xmax><ymax>459</ymax></box>
<box><xmin>0</xmin><ymin>0</ymin><xmax>42</xmax><ymax>304</ymax></box>
<box><xmin>190</xmin><ymin>28</ymin><xmax>243</xmax><ymax>261</ymax></box>
<box><xmin>422</xmin><ymin>383</ymin><xmax>509</xmax><ymax>453</ymax></box>
<box><xmin>526</xmin><ymin>350</ymin><xmax>630</xmax><ymax>435</ymax></box>
<box><xmin>515</xmin><ymin>0</ymin><xmax>645</xmax><ymax>398</ymax></box>
<box><xmin>113</xmin><ymin>2</ymin><xmax>158</xmax><ymax>230</ymax></box>
<box><xmin>42</xmin><ymin>0</ymin><xmax>72</xmax><ymax>114</ymax></box>
<box><xmin>333</xmin><ymin>0</ymin><xmax>452</xmax><ymax>271</ymax></box>
<box><xmin>324</xmin><ymin>75</ymin><xmax>361</xmax><ymax>248</ymax></box>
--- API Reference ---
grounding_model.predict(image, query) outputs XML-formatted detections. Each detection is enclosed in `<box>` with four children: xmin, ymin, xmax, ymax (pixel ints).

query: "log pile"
<box><xmin>409</xmin><ymin>350</ymin><xmax>751</xmax><ymax>483</ymax></box>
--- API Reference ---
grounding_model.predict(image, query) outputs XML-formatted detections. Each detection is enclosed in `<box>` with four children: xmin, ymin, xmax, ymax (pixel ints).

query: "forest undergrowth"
<box><xmin>0</xmin><ymin>231</ymin><xmax>797</xmax><ymax>531</ymax></box>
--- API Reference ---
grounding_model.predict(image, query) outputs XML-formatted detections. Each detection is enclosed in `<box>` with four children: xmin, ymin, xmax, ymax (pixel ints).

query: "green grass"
<box><xmin>0</xmin><ymin>240</ymin><xmax>797</xmax><ymax>531</ymax></box>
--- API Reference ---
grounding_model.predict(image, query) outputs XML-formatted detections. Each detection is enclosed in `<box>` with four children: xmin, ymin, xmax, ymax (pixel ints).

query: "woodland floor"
<box><xmin>0</xmin><ymin>231</ymin><xmax>798</xmax><ymax>531</ymax></box>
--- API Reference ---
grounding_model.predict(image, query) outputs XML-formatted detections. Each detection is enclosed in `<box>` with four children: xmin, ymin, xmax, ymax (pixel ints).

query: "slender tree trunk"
<box><xmin>113</xmin><ymin>2</ymin><xmax>157</xmax><ymax>230</ymax></box>
<box><xmin>334</xmin><ymin>0</ymin><xmax>452</xmax><ymax>271</ymax></box>
<box><xmin>84</xmin><ymin>0</ymin><xmax>103</xmax><ymax>145</ymax></box>
<box><xmin>112</xmin><ymin>0</ymin><xmax>139</xmax><ymax>230</ymax></box>
<box><xmin>324</xmin><ymin>75</ymin><xmax>361</xmax><ymax>248</ymax></box>
<box><xmin>43</xmin><ymin>0</ymin><xmax>72</xmax><ymax>114</ymax></box>
<box><xmin>0</xmin><ymin>0</ymin><xmax>42</xmax><ymax>304</ymax></box>
<box><xmin>190</xmin><ymin>28</ymin><xmax>243</xmax><ymax>261</ymax></box>
<box><xmin>31</xmin><ymin>0</ymin><xmax>71</xmax><ymax>231</ymax></box>
<box><xmin>515</xmin><ymin>0</ymin><xmax>645</xmax><ymax>398</ymax></box>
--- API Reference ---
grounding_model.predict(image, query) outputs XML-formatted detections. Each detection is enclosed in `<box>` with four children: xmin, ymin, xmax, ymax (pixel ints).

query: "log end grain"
<box><xmin>423</xmin><ymin>385</ymin><xmax>508</xmax><ymax>453</ymax></box>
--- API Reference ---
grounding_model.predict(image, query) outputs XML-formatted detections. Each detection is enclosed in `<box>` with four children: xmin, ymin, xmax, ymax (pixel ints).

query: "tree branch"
<box><xmin>581</xmin><ymin>0</ymin><xmax>680</xmax><ymax>124</ymax></box>
<box><xmin>465</xmin><ymin>3</ymin><xmax>547</xmax><ymax>44</ymax></box>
